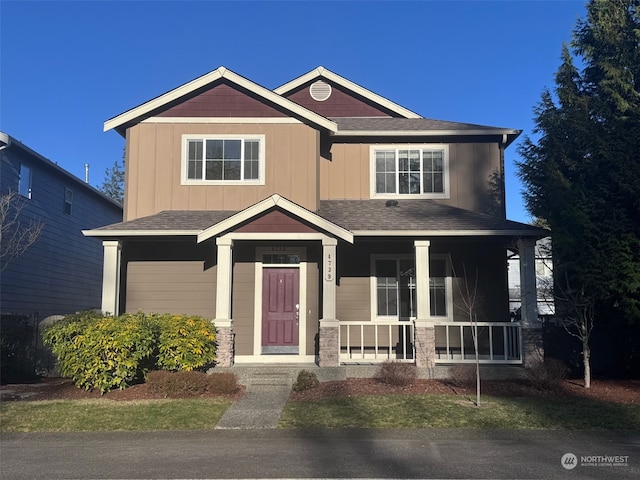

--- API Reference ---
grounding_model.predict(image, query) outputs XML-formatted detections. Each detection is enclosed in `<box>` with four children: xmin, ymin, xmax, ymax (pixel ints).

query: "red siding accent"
<box><xmin>284</xmin><ymin>82</ymin><xmax>398</xmax><ymax>117</ymax></box>
<box><xmin>157</xmin><ymin>82</ymin><xmax>287</xmax><ymax>117</ymax></box>
<box><xmin>235</xmin><ymin>210</ymin><xmax>318</xmax><ymax>233</ymax></box>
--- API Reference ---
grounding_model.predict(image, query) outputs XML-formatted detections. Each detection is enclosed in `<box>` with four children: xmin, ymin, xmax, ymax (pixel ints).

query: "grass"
<box><xmin>0</xmin><ymin>398</ymin><xmax>231</xmax><ymax>432</ymax></box>
<box><xmin>278</xmin><ymin>394</ymin><xmax>640</xmax><ymax>430</ymax></box>
<box><xmin>2</xmin><ymin>391</ymin><xmax>638</xmax><ymax>432</ymax></box>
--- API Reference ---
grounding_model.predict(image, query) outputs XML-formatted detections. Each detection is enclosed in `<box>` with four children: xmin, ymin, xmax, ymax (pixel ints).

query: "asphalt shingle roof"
<box><xmin>331</xmin><ymin>117</ymin><xmax>515</xmax><ymax>133</ymax></box>
<box><xmin>317</xmin><ymin>200</ymin><xmax>543</xmax><ymax>233</ymax></box>
<box><xmin>91</xmin><ymin>200</ymin><xmax>545</xmax><ymax>237</ymax></box>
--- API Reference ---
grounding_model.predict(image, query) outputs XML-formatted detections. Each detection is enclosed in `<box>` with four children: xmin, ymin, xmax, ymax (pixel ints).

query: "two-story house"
<box><xmin>84</xmin><ymin>67</ymin><xmax>547</xmax><ymax>370</ymax></box>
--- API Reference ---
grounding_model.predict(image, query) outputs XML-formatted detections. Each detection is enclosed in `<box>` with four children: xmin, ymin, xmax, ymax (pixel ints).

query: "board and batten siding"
<box><xmin>231</xmin><ymin>260</ymin><xmax>255</xmax><ymax>356</ymax></box>
<box><xmin>125</xmin><ymin>122</ymin><xmax>320</xmax><ymax>220</ymax></box>
<box><xmin>1</xmin><ymin>144</ymin><xmax>122</xmax><ymax>319</ymax></box>
<box><xmin>126</xmin><ymin>261</ymin><xmax>216</xmax><ymax>318</ymax></box>
<box><xmin>321</xmin><ymin>141</ymin><xmax>502</xmax><ymax>215</ymax></box>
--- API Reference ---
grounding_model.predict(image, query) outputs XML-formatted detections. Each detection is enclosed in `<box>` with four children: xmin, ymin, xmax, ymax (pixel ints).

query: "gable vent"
<box><xmin>309</xmin><ymin>80</ymin><xmax>332</xmax><ymax>101</ymax></box>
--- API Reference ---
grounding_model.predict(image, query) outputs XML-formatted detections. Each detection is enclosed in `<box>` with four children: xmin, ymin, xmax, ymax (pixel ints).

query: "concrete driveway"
<box><xmin>1</xmin><ymin>429</ymin><xmax>638</xmax><ymax>479</ymax></box>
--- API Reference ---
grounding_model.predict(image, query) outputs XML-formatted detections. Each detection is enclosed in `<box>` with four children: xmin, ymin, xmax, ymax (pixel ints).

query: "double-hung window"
<box><xmin>373</xmin><ymin>255</ymin><xmax>451</xmax><ymax>320</ymax></box>
<box><xmin>182</xmin><ymin>134</ymin><xmax>265</xmax><ymax>185</ymax></box>
<box><xmin>371</xmin><ymin>145</ymin><xmax>449</xmax><ymax>198</ymax></box>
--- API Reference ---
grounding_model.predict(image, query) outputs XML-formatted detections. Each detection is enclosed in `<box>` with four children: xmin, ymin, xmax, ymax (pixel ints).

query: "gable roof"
<box><xmin>104</xmin><ymin>67</ymin><xmax>337</xmax><ymax>136</ymax></box>
<box><xmin>274</xmin><ymin>66</ymin><xmax>421</xmax><ymax>119</ymax></box>
<box><xmin>196</xmin><ymin>194</ymin><xmax>354</xmax><ymax>243</ymax></box>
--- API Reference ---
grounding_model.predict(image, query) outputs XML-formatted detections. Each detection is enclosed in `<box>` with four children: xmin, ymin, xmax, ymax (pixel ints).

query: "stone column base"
<box><xmin>319</xmin><ymin>319</ymin><xmax>339</xmax><ymax>367</ymax></box>
<box><xmin>215</xmin><ymin>326</ymin><xmax>235</xmax><ymax>367</ymax></box>
<box><xmin>521</xmin><ymin>327</ymin><xmax>543</xmax><ymax>368</ymax></box>
<box><xmin>414</xmin><ymin>324</ymin><xmax>435</xmax><ymax>368</ymax></box>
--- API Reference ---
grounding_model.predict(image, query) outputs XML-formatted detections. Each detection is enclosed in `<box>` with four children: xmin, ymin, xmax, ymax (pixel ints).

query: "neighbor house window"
<box><xmin>373</xmin><ymin>255</ymin><xmax>451</xmax><ymax>320</ymax></box>
<box><xmin>371</xmin><ymin>145</ymin><xmax>449</xmax><ymax>198</ymax></box>
<box><xmin>182</xmin><ymin>134</ymin><xmax>265</xmax><ymax>185</ymax></box>
<box><xmin>63</xmin><ymin>187</ymin><xmax>73</xmax><ymax>215</ymax></box>
<box><xmin>19</xmin><ymin>164</ymin><xmax>32</xmax><ymax>198</ymax></box>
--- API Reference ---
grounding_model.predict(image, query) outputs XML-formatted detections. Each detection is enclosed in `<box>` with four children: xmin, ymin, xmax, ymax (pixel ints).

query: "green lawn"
<box><xmin>279</xmin><ymin>394</ymin><xmax>640</xmax><ymax>429</ymax></box>
<box><xmin>2</xmin><ymin>392</ymin><xmax>638</xmax><ymax>432</ymax></box>
<box><xmin>0</xmin><ymin>398</ymin><xmax>231</xmax><ymax>432</ymax></box>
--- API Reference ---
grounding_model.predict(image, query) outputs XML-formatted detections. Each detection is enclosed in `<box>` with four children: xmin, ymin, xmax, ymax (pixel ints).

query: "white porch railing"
<box><xmin>434</xmin><ymin>321</ymin><xmax>522</xmax><ymax>364</ymax></box>
<box><xmin>339</xmin><ymin>321</ymin><xmax>414</xmax><ymax>363</ymax></box>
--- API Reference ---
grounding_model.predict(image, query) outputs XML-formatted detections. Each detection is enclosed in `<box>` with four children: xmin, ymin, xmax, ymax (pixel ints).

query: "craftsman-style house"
<box><xmin>84</xmin><ymin>67</ymin><xmax>547</xmax><ymax>369</ymax></box>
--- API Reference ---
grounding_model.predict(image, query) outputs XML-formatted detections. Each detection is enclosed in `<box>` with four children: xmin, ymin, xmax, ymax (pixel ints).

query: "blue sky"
<box><xmin>1</xmin><ymin>0</ymin><xmax>587</xmax><ymax>222</ymax></box>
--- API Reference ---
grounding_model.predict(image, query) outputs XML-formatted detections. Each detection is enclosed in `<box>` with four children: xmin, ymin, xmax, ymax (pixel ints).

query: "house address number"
<box><xmin>324</xmin><ymin>252</ymin><xmax>333</xmax><ymax>281</ymax></box>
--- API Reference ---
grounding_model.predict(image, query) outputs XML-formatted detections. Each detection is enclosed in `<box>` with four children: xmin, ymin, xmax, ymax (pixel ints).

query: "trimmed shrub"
<box><xmin>146</xmin><ymin>370</ymin><xmax>210</xmax><ymax>398</ymax></box>
<box><xmin>146</xmin><ymin>370</ymin><xmax>239</xmax><ymax>397</ymax></box>
<box><xmin>43</xmin><ymin>311</ymin><xmax>156</xmax><ymax>393</ymax></box>
<box><xmin>525</xmin><ymin>357</ymin><xmax>569</xmax><ymax>391</ymax></box>
<box><xmin>375</xmin><ymin>360</ymin><xmax>417</xmax><ymax>386</ymax></box>
<box><xmin>206</xmin><ymin>372</ymin><xmax>240</xmax><ymax>394</ymax></box>
<box><xmin>43</xmin><ymin>311</ymin><xmax>218</xmax><ymax>393</ymax></box>
<box><xmin>293</xmin><ymin>369</ymin><xmax>319</xmax><ymax>392</ymax></box>
<box><xmin>155</xmin><ymin>314</ymin><xmax>217</xmax><ymax>371</ymax></box>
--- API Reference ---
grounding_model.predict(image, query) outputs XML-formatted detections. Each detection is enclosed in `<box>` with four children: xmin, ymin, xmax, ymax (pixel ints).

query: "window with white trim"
<box><xmin>181</xmin><ymin>134</ymin><xmax>265</xmax><ymax>185</ymax></box>
<box><xmin>371</xmin><ymin>145</ymin><xmax>449</xmax><ymax>198</ymax></box>
<box><xmin>373</xmin><ymin>255</ymin><xmax>451</xmax><ymax>320</ymax></box>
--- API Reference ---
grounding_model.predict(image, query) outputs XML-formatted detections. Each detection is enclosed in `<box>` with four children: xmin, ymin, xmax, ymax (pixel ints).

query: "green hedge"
<box><xmin>43</xmin><ymin>311</ymin><xmax>217</xmax><ymax>393</ymax></box>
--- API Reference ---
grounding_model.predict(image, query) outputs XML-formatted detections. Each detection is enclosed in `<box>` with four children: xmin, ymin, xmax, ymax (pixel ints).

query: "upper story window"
<box><xmin>181</xmin><ymin>134</ymin><xmax>265</xmax><ymax>185</ymax></box>
<box><xmin>19</xmin><ymin>164</ymin><xmax>32</xmax><ymax>199</ymax></box>
<box><xmin>370</xmin><ymin>145</ymin><xmax>449</xmax><ymax>199</ymax></box>
<box><xmin>63</xmin><ymin>187</ymin><xmax>73</xmax><ymax>215</ymax></box>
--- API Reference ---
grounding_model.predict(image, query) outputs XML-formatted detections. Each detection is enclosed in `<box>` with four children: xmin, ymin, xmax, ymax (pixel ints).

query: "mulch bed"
<box><xmin>1</xmin><ymin>377</ymin><xmax>638</xmax><ymax>404</ymax></box>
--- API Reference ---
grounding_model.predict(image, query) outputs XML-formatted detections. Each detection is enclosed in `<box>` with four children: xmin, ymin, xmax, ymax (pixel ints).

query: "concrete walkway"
<box><xmin>215</xmin><ymin>384</ymin><xmax>291</xmax><ymax>429</ymax></box>
<box><xmin>215</xmin><ymin>368</ymin><xmax>295</xmax><ymax>429</ymax></box>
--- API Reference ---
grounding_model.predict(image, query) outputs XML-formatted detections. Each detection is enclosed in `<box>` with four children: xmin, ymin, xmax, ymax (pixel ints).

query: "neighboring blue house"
<box><xmin>0</xmin><ymin>132</ymin><xmax>123</xmax><ymax>320</ymax></box>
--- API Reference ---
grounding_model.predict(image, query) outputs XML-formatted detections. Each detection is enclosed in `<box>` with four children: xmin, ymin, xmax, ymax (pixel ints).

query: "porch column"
<box><xmin>414</xmin><ymin>240</ymin><xmax>435</xmax><ymax>368</ymax></box>
<box><xmin>101</xmin><ymin>240</ymin><xmax>121</xmax><ymax>316</ymax></box>
<box><xmin>319</xmin><ymin>238</ymin><xmax>339</xmax><ymax>367</ymax></box>
<box><xmin>518</xmin><ymin>238</ymin><xmax>543</xmax><ymax>366</ymax></box>
<box><xmin>215</xmin><ymin>237</ymin><xmax>234</xmax><ymax>367</ymax></box>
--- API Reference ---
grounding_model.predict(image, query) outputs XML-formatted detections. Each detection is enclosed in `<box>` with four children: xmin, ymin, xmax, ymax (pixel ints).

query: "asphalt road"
<box><xmin>1</xmin><ymin>429</ymin><xmax>638</xmax><ymax>479</ymax></box>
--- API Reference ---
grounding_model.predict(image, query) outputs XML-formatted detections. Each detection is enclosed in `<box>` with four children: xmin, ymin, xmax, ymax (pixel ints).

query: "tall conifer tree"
<box><xmin>517</xmin><ymin>0</ymin><xmax>640</xmax><ymax>378</ymax></box>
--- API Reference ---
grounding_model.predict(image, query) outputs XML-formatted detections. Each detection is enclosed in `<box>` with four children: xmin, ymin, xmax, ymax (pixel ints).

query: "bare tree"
<box><xmin>0</xmin><ymin>190</ymin><xmax>43</xmax><ymax>271</ymax></box>
<box><xmin>453</xmin><ymin>264</ymin><xmax>484</xmax><ymax>406</ymax></box>
<box><xmin>555</xmin><ymin>278</ymin><xmax>594</xmax><ymax>388</ymax></box>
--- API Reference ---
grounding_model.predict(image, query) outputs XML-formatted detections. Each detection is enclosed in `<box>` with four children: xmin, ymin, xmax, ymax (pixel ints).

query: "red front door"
<box><xmin>262</xmin><ymin>268</ymin><xmax>300</xmax><ymax>354</ymax></box>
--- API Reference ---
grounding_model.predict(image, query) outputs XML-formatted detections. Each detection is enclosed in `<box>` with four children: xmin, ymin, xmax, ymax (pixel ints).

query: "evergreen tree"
<box><xmin>517</xmin><ymin>0</ymin><xmax>640</xmax><ymax>378</ymax></box>
<box><xmin>100</xmin><ymin>151</ymin><xmax>125</xmax><ymax>205</ymax></box>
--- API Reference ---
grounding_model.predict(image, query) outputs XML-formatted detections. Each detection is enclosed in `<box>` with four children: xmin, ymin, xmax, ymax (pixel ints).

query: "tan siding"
<box><xmin>232</xmin><ymin>261</ymin><xmax>255</xmax><ymax>356</ymax></box>
<box><xmin>126</xmin><ymin>261</ymin><xmax>216</xmax><ymax>317</ymax></box>
<box><xmin>320</xmin><ymin>140</ymin><xmax>502</xmax><ymax>214</ymax></box>
<box><xmin>126</xmin><ymin>123</ymin><xmax>319</xmax><ymax>220</ymax></box>
<box><xmin>154</xmin><ymin>123</ymin><xmax>175</xmax><ymax>213</ymax></box>
<box><xmin>336</xmin><ymin>277</ymin><xmax>371</xmax><ymax>322</ymax></box>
